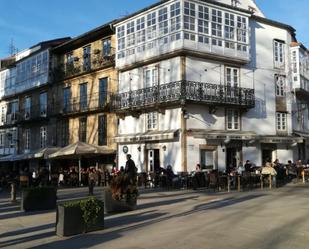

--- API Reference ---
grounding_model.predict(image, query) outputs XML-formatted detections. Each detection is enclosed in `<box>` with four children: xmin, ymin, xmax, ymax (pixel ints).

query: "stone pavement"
<box><xmin>0</xmin><ymin>184</ymin><xmax>309</xmax><ymax>249</ymax></box>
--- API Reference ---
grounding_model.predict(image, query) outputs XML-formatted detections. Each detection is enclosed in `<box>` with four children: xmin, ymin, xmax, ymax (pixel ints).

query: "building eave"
<box><xmin>114</xmin><ymin>0</ymin><xmax>252</xmax><ymax>26</ymax></box>
<box><xmin>52</xmin><ymin>21</ymin><xmax>117</xmax><ymax>54</ymax></box>
<box><xmin>252</xmin><ymin>15</ymin><xmax>296</xmax><ymax>35</ymax></box>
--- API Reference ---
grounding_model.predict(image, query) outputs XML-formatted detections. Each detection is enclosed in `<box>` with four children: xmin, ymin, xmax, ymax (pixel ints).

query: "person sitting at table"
<box><xmin>192</xmin><ymin>164</ymin><xmax>203</xmax><ymax>190</ymax></box>
<box><xmin>166</xmin><ymin>165</ymin><xmax>179</xmax><ymax>188</ymax></box>
<box><xmin>244</xmin><ymin>160</ymin><xmax>252</xmax><ymax>172</ymax></box>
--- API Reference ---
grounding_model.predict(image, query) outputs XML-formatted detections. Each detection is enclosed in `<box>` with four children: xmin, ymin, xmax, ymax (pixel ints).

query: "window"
<box><xmin>184</xmin><ymin>2</ymin><xmax>196</xmax><ymax>31</ymax></box>
<box><xmin>25</xmin><ymin>129</ymin><xmax>30</xmax><ymax>152</ymax></box>
<box><xmin>83</xmin><ymin>45</ymin><xmax>91</xmax><ymax>70</ymax></box>
<box><xmin>147</xmin><ymin>12</ymin><xmax>156</xmax><ymax>41</ymax></box>
<box><xmin>226</xmin><ymin>109</ymin><xmax>240</xmax><ymax>130</ymax></box>
<box><xmin>275</xmin><ymin>75</ymin><xmax>286</xmax><ymax>96</ymax></box>
<box><xmin>198</xmin><ymin>5</ymin><xmax>209</xmax><ymax>34</ymax></box>
<box><xmin>147</xmin><ymin>112</ymin><xmax>158</xmax><ymax>130</ymax></box>
<box><xmin>158</xmin><ymin>7</ymin><xmax>168</xmax><ymax>36</ymax></box>
<box><xmin>117</xmin><ymin>25</ymin><xmax>125</xmax><ymax>59</ymax></box>
<box><xmin>15</xmin><ymin>50</ymin><xmax>48</xmax><ymax>87</ymax></box>
<box><xmin>274</xmin><ymin>40</ymin><xmax>285</xmax><ymax>67</ymax></box>
<box><xmin>66</xmin><ymin>52</ymin><xmax>74</xmax><ymax>66</ymax></box>
<box><xmin>7</xmin><ymin>101</ymin><xmax>18</xmax><ymax>122</ymax></box>
<box><xmin>0</xmin><ymin>132</ymin><xmax>4</xmax><ymax>148</ymax></box>
<box><xmin>99</xmin><ymin>78</ymin><xmax>108</xmax><ymax>106</ymax></box>
<box><xmin>136</xmin><ymin>17</ymin><xmax>146</xmax><ymax>44</ymax></box>
<box><xmin>1</xmin><ymin>106</ymin><xmax>5</xmax><ymax>124</ymax></box>
<box><xmin>226</xmin><ymin>67</ymin><xmax>239</xmax><ymax>87</ymax></box>
<box><xmin>102</xmin><ymin>39</ymin><xmax>111</xmax><ymax>56</ymax></box>
<box><xmin>61</xmin><ymin>120</ymin><xmax>69</xmax><ymax>147</ymax></box>
<box><xmin>144</xmin><ymin>67</ymin><xmax>158</xmax><ymax>88</ymax></box>
<box><xmin>236</xmin><ymin>16</ymin><xmax>247</xmax><ymax>51</ymax></box>
<box><xmin>24</xmin><ymin>96</ymin><xmax>31</xmax><ymax>119</ymax></box>
<box><xmin>40</xmin><ymin>92</ymin><xmax>47</xmax><ymax>116</ymax></box>
<box><xmin>79</xmin><ymin>117</ymin><xmax>87</xmax><ymax>142</ymax></box>
<box><xmin>170</xmin><ymin>2</ymin><xmax>181</xmax><ymax>32</ymax></box>
<box><xmin>127</xmin><ymin>21</ymin><xmax>135</xmax><ymax>48</ymax></box>
<box><xmin>98</xmin><ymin>115</ymin><xmax>107</xmax><ymax>145</ymax></box>
<box><xmin>63</xmin><ymin>87</ymin><xmax>71</xmax><ymax>112</ymax></box>
<box><xmin>276</xmin><ymin>112</ymin><xmax>287</xmax><ymax>131</ymax></box>
<box><xmin>79</xmin><ymin>83</ymin><xmax>87</xmax><ymax>111</ymax></box>
<box><xmin>201</xmin><ymin>149</ymin><xmax>216</xmax><ymax>170</ymax></box>
<box><xmin>40</xmin><ymin>126</ymin><xmax>47</xmax><ymax>148</ymax></box>
<box><xmin>225</xmin><ymin>13</ymin><xmax>235</xmax><ymax>49</ymax></box>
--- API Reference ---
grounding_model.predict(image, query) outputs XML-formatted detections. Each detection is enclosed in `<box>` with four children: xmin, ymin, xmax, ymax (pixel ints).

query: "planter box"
<box><xmin>103</xmin><ymin>187</ymin><xmax>137</xmax><ymax>213</ymax></box>
<box><xmin>56</xmin><ymin>201</ymin><xmax>104</xmax><ymax>237</ymax></box>
<box><xmin>21</xmin><ymin>187</ymin><xmax>57</xmax><ymax>212</ymax></box>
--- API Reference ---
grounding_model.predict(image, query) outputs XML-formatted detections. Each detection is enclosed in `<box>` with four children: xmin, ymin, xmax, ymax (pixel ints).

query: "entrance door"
<box><xmin>148</xmin><ymin>149</ymin><xmax>160</xmax><ymax>172</ymax></box>
<box><xmin>226</xmin><ymin>148</ymin><xmax>237</xmax><ymax>172</ymax></box>
<box><xmin>262</xmin><ymin>149</ymin><xmax>273</xmax><ymax>165</ymax></box>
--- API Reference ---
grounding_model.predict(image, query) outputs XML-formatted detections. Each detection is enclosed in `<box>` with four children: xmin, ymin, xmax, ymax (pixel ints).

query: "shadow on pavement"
<box><xmin>0</xmin><ymin>223</ymin><xmax>54</xmax><ymax>239</ymax></box>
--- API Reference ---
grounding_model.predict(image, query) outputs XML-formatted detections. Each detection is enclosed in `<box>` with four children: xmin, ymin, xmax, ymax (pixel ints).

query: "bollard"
<box><xmin>269</xmin><ymin>175</ymin><xmax>272</xmax><ymax>190</ymax></box>
<box><xmin>11</xmin><ymin>183</ymin><xmax>16</xmax><ymax>203</ymax></box>
<box><xmin>227</xmin><ymin>176</ymin><xmax>230</xmax><ymax>193</ymax></box>
<box><xmin>237</xmin><ymin>175</ymin><xmax>241</xmax><ymax>192</ymax></box>
<box><xmin>302</xmin><ymin>171</ymin><xmax>305</xmax><ymax>183</ymax></box>
<box><xmin>260</xmin><ymin>175</ymin><xmax>263</xmax><ymax>190</ymax></box>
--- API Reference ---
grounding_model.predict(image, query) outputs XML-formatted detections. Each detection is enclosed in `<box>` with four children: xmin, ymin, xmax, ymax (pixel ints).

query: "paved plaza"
<box><xmin>0</xmin><ymin>184</ymin><xmax>309</xmax><ymax>249</ymax></box>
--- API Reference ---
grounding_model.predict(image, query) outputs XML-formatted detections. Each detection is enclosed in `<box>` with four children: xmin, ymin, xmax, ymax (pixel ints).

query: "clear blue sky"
<box><xmin>0</xmin><ymin>0</ymin><xmax>308</xmax><ymax>58</ymax></box>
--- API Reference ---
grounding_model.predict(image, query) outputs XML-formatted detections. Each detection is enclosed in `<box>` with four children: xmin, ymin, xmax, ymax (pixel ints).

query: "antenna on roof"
<box><xmin>8</xmin><ymin>38</ymin><xmax>18</xmax><ymax>56</ymax></box>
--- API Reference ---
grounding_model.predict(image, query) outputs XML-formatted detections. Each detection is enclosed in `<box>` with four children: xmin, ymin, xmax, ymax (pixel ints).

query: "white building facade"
<box><xmin>114</xmin><ymin>0</ymin><xmax>308</xmax><ymax>173</ymax></box>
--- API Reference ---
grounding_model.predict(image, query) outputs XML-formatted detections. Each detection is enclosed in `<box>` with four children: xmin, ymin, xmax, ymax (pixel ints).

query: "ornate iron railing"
<box><xmin>54</xmin><ymin>51</ymin><xmax>115</xmax><ymax>80</ymax></box>
<box><xmin>112</xmin><ymin>80</ymin><xmax>255</xmax><ymax>111</ymax></box>
<box><xmin>60</xmin><ymin>91</ymin><xmax>111</xmax><ymax>115</ymax></box>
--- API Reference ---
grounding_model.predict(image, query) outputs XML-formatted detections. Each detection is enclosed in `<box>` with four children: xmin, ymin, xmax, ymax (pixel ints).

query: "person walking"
<box><xmin>125</xmin><ymin>154</ymin><xmax>137</xmax><ymax>183</ymax></box>
<box><xmin>88</xmin><ymin>168</ymin><xmax>97</xmax><ymax>196</ymax></box>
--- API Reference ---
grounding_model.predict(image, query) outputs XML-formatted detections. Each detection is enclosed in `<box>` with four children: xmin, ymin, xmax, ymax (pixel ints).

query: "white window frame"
<box><xmin>147</xmin><ymin>112</ymin><xmax>158</xmax><ymax>130</ymax></box>
<box><xmin>25</xmin><ymin>129</ymin><xmax>30</xmax><ymax>152</ymax></box>
<box><xmin>276</xmin><ymin>112</ymin><xmax>287</xmax><ymax>131</ymax></box>
<box><xmin>226</xmin><ymin>109</ymin><xmax>240</xmax><ymax>130</ymax></box>
<box><xmin>40</xmin><ymin>126</ymin><xmax>47</xmax><ymax>148</ymax></box>
<box><xmin>274</xmin><ymin>40</ymin><xmax>285</xmax><ymax>67</ymax></box>
<box><xmin>275</xmin><ymin>75</ymin><xmax>286</xmax><ymax>97</ymax></box>
<box><xmin>144</xmin><ymin>66</ymin><xmax>158</xmax><ymax>88</ymax></box>
<box><xmin>226</xmin><ymin>67</ymin><xmax>239</xmax><ymax>87</ymax></box>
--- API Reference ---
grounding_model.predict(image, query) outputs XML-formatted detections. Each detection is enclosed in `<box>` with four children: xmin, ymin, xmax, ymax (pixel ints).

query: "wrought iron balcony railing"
<box><xmin>60</xmin><ymin>91</ymin><xmax>111</xmax><ymax>115</ymax></box>
<box><xmin>54</xmin><ymin>50</ymin><xmax>115</xmax><ymax>80</ymax></box>
<box><xmin>112</xmin><ymin>80</ymin><xmax>255</xmax><ymax>112</ymax></box>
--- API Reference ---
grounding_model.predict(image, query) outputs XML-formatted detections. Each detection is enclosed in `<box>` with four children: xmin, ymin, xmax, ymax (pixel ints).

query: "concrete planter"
<box><xmin>56</xmin><ymin>200</ymin><xmax>104</xmax><ymax>237</ymax></box>
<box><xmin>21</xmin><ymin>187</ymin><xmax>57</xmax><ymax>212</ymax></box>
<box><xmin>103</xmin><ymin>187</ymin><xmax>137</xmax><ymax>213</ymax></box>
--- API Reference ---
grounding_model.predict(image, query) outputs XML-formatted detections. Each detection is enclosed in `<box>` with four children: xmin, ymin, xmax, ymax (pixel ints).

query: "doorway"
<box><xmin>147</xmin><ymin>149</ymin><xmax>160</xmax><ymax>172</ymax></box>
<box><xmin>262</xmin><ymin>149</ymin><xmax>273</xmax><ymax>165</ymax></box>
<box><xmin>226</xmin><ymin>148</ymin><xmax>237</xmax><ymax>172</ymax></box>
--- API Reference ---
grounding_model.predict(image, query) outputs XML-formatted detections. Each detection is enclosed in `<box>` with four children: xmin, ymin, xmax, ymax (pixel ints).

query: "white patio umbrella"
<box><xmin>48</xmin><ymin>141</ymin><xmax>116</xmax><ymax>182</ymax></box>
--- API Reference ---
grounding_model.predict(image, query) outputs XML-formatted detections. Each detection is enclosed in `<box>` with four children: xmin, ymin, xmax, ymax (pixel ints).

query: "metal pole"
<box><xmin>48</xmin><ymin>161</ymin><xmax>51</xmax><ymax>182</ymax></box>
<box><xmin>78</xmin><ymin>158</ymin><xmax>81</xmax><ymax>186</ymax></box>
<box><xmin>237</xmin><ymin>175</ymin><xmax>241</xmax><ymax>192</ymax></box>
<box><xmin>269</xmin><ymin>175</ymin><xmax>272</xmax><ymax>190</ymax></box>
<box><xmin>227</xmin><ymin>176</ymin><xmax>230</xmax><ymax>193</ymax></box>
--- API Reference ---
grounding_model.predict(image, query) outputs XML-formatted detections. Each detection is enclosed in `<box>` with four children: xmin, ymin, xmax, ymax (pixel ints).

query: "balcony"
<box><xmin>54</xmin><ymin>50</ymin><xmax>115</xmax><ymax>80</ymax></box>
<box><xmin>113</xmin><ymin>80</ymin><xmax>255</xmax><ymax>114</ymax></box>
<box><xmin>294</xmin><ymin>80</ymin><xmax>309</xmax><ymax>100</ymax></box>
<box><xmin>60</xmin><ymin>92</ymin><xmax>111</xmax><ymax>116</ymax></box>
<box><xmin>0</xmin><ymin>105</ymin><xmax>52</xmax><ymax>127</ymax></box>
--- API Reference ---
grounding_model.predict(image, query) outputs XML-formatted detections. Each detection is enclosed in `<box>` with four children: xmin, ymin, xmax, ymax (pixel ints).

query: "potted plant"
<box><xmin>21</xmin><ymin>186</ymin><xmax>57</xmax><ymax>212</ymax></box>
<box><xmin>56</xmin><ymin>197</ymin><xmax>104</xmax><ymax>237</ymax></box>
<box><xmin>103</xmin><ymin>174</ymin><xmax>138</xmax><ymax>213</ymax></box>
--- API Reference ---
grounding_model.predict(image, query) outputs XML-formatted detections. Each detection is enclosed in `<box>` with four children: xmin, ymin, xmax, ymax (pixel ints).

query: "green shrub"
<box><xmin>63</xmin><ymin>197</ymin><xmax>104</xmax><ymax>226</ymax></box>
